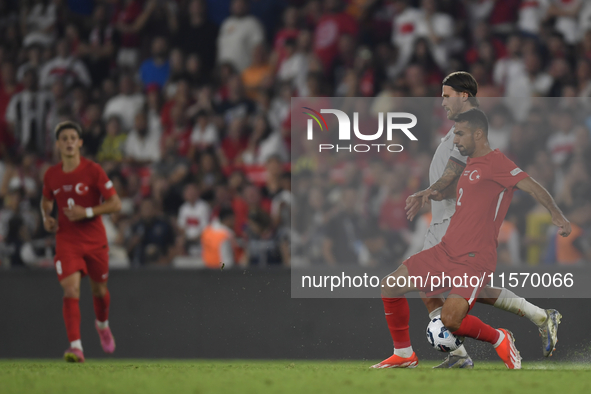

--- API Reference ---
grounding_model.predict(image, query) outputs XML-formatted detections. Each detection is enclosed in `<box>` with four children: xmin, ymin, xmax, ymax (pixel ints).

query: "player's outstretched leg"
<box><xmin>90</xmin><ymin>279</ymin><xmax>115</xmax><ymax>354</ymax></box>
<box><xmin>422</xmin><ymin>298</ymin><xmax>474</xmax><ymax>369</ymax></box>
<box><xmin>371</xmin><ymin>266</ymin><xmax>419</xmax><ymax>369</ymax></box>
<box><xmin>443</xmin><ymin>297</ymin><xmax>521</xmax><ymax>369</ymax></box>
<box><xmin>61</xmin><ymin>272</ymin><xmax>85</xmax><ymax>363</ymax></box>
<box><xmin>478</xmin><ymin>287</ymin><xmax>561</xmax><ymax>356</ymax></box>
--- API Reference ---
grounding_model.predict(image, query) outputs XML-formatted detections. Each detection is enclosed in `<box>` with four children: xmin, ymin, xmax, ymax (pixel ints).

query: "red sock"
<box><xmin>63</xmin><ymin>297</ymin><xmax>81</xmax><ymax>342</ymax></box>
<box><xmin>452</xmin><ymin>314</ymin><xmax>500</xmax><ymax>345</ymax></box>
<box><xmin>382</xmin><ymin>297</ymin><xmax>411</xmax><ymax>348</ymax></box>
<box><xmin>93</xmin><ymin>290</ymin><xmax>110</xmax><ymax>323</ymax></box>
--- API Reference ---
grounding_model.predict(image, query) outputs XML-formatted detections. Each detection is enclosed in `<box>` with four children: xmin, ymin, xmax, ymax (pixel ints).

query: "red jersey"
<box><xmin>440</xmin><ymin>150</ymin><xmax>529</xmax><ymax>268</ymax></box>
<box><xmin>42</xmin><ymin>157</ymin><xmax>116</xmax><ymax>250</ymax></box>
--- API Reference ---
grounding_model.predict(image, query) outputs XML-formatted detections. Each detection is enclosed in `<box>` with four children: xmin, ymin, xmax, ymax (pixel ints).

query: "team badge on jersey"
<box><xmin>75</xmin><ymin>182</ymin><xmax>89</xmax><ymax>195</ymax></box>
<box><xmin>466</xmin><ymin>168</ymin><xmax>482</xmax><ymax>184</ymax></box>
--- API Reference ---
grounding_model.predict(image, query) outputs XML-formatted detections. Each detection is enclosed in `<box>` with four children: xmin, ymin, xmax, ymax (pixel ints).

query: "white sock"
<box><xmin>450</xmin><ymin>344</ymin><xmax>468</xmax><ymax>357</ymax></box>
<box><xmin>394</xmin><ymin>346</ymin><xmax>414</xmax><ymax>358</ymax></box>
<box><xmin>96</xmin><ymin>320</ymin><xmax>109</xmax><ymax>329</ymax></box>
<box><xmin>493</xmin><ymin>288</ymin><xmax>547</xmax><ymax>326</ymax></box>
<box><xmin>70</xmin><ymin>339</ymin><xmax>83</xmax><ymax>351</ymax></box>
<box><xmin>428</xmin><ymin>307</ymin><xmax>442</xmax><ymax>320</ymax></box>
<box><xmin>493</xmin><ymin>329</ymin><xmax>505</xmax><ymax>348</ymax></box>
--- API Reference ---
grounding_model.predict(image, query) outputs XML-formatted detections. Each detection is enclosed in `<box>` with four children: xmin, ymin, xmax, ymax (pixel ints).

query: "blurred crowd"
<box><xmin>1</xmin><ymin>0</ymin><xmax>591</xmax><ymax>269</ymax></box>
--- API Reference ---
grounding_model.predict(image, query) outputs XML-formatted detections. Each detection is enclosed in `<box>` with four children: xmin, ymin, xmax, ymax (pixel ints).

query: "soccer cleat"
<box><xmin>494</xmin><ymin>328</ymin><xmax>521</xmax><ymax>369</ymax></box>
<box><xmin>370</xmin><ymin>352</ymin><xmax>419</xmax><ymax>369</ymax></box>
<box><xmin>538</xmin><ymin>309</ymin><xmax>561</xmax><ymax>357</ymax></box>
<box><xmin>433</xmin><ymin>354</ymin><xmax>474</xmax><ymax>369</ymax></box>
<box><xmin>64</xmin><ymin>347</ymin><xmax>85</xmax><ymax>363</ymax></box>
<box><xmin>95</xmin><ymin>321</ymin><xmax>116</xmax><ymax>354</ymax></box>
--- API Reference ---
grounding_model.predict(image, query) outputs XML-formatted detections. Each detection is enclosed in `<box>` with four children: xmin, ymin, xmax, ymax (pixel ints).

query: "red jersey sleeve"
<box><xmin>94</xmin><ymin>164</ymin><xmax>117</xmax><ymax>199</ymax></box>
<box><xmin>492</xmin><ymin>153</ymin><xmax>529</xmax><ymax>189</ymax></box>
<box><xmin>42</xmin><ymin>169</ymin><xmax>54</xmax><ymax>200</ymax></box>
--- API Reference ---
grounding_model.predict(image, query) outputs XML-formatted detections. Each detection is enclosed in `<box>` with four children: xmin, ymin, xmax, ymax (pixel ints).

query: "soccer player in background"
<box><xmin>371</xmin><ymin>108</ymin><xmax>571</xmax><ymax>370</ymax></box>
<box><xmin>41</xmin><ymin>121</ymin><xmax>122</xmax><ymax>362</ymax></box>
<box><xmin>401</xmin><ymin>72</ymin><xmax>563</xmax><ymax>368</ymax></box>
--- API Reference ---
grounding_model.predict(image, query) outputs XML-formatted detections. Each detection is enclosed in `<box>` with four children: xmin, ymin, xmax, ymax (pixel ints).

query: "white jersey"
<box><xmin>428</xmin><ymin>126</ymin><xmax>467</xmax><ymax>224</ymax></box>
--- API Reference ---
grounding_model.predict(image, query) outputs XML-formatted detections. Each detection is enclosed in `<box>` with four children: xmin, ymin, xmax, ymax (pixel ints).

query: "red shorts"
<box><xmin>402</xmin><ymin>244</ymin><xmax>492</xmax><ymax>310</ymax></box>
<box><xmin>54</xmin><ymin>244</ymin><xmax>110</xmax><ymax>283</ymax></box>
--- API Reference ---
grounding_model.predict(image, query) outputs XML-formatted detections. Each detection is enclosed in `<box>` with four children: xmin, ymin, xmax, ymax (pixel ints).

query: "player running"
<box><xmin>371</xmin><ymin>108</ymin><xmax>571</xmax><ymax>370</ymax></box>
<box><xmin>397</xmin><ymin>72</ymin><xmax>561</xmax><ymax>369</ymax></box>
<box><xmin>41</xmin><ymin>121</ymin><xmax>122</xmax><ymax>363</ymax></box>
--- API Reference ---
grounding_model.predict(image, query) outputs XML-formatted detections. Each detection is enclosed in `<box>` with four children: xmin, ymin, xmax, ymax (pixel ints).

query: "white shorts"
<box><xmin>422</xmin><ymin>219</ymin><xmax>450</xmax><ymax>251</ymax></box>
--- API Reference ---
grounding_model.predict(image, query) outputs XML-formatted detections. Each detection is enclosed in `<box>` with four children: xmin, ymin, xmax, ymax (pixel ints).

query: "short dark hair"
<box><xmin>442</xmin><ymin>71</ymin><xmax>479</xmax><ymax>107</ymax></box>
<box><xmin>55</xmin><ymin>121</ymin><xmax>83</xmax><ymax>139</ymax></box>
<box><xmin>454</xmin><ymin>108</ymin><xmax>489</xmax><ymax>136</ymax></box>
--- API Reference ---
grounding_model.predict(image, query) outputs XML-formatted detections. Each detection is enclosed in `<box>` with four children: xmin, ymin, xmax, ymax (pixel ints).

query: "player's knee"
<box><xmin>62</xmin><ymin>285</ymin><xmax>80</xmax><ymax>298</ymax></box>
<box><xmin>91</xmin><ymin>284</ymin><xmax>108</xmax><ymax>297</ymax></box>
<box><xmin>440</xmin><ymin>312</ymin><xmax>461</xmax><ymax>332</ymax></box>
<box><xmin>380</xmin><ymin>275</ymin><xmax>402</xmax><ymax>298</ymax></box>
<box><xmin>422</xmin><ymin>297</ymin><xmax>444</xmax><ymax>313</ymax></box>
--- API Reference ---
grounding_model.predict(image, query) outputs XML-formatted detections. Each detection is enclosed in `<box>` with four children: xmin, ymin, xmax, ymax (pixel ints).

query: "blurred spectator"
<box><xmin>217</xmin><ymin>0</ymin><xmax>265</xmax><ymax>72</ymax></box>
<box><xmin>547</xmin><ymin>109</ymin><xmax>576</xmax><ymax>168</ymax></box>
<box><xmin>189</xmin><ymin>110</ymin><xmax>218</xmax><ymax>155</ymax></box>
<box><xmin>162</xmin><ymin>103</ymin><xmax>191</xmax><ymax>157</ymax></box>
<box><xmin>487</xmin><ymin>104</ymin><xmax>513</xmax><ymax>152</ymax></box>
<box><xmin>139</xmin><ymin>36</ymin><xmax>171</xmax><ymax>88</ymax></box>
<box><xmin>241</xmin><ymin>43</ymin><xmax>272</xmax><ymax>101</ymax></box>
<box><xmin>79</xmin><ymin>3</ymin><xmax>119</xmax><ymax>87</ymax></box>
<box><xmin>5</xmin><ymin>69</ymin><xmax>52</xmax><ymax>155</ymax></box>
<box><xmin>177</xmin><ymin>183</ymin><xmax>211</xmax><ymax>255</ymax></box>
<box><xmin>194</xmin><ymin>151</ymin><xmax>225</xmax><ymax>196</ymax></box>
<box><xmin>219</xmin><ymin>116</ymin><xmax>248</xmax><ymax>167</ymax></box>
<box><xmin>176</xmin><ymin>0</ymin><xmax>218</xmax><ymax>77</ymax></box>
<box><xmin>114</xmin><ymin>0</ymin><xmax>156</xmax><ymax>68</ymax></box>
<box><xmin>243</xmin><ymin>184</ymin><xmax>281</xmax><ymax>266</ymax></box>
<box><xmin>517</xmin><ymin>0</ymin><xmax>549</xmax><ymax>36</ymax></box>
<box><xmin>497</xmin><ymin>218</ymin><xmax>521</xmax><ymax>265</ymax></box>
<box><xmin>219</xmin><ymin>75</ymin><xmax>256</xmax><ymax>124</ymax></box>
<box><xmin>201</xmin><ymin>207</ymin><xmax>235</xmax><ymax>268</ymax></box>
<box><xmin>322</xmin><ymin>187</ymin><xmax>369</xmax><ymax>266</ymax></box>
<box><xmin>242</xmin><ymin>115</ymin><xmax>287</xmax><ymax>165</ymax></box>
<box><xmin>548</xmin><ymin>0</ymin><xmax>583</xmax><ymax>44</ymax></box>
<box><xmin>313</xmin><ymin>0</ymin><xmax>358</xmax><ymax>72</ymax></box>
<box><xmin>39</xmin><ymin>38</ymin><xmax>91</xmax><ymax>89</ymax></box>
<box><xmin>0</xmin><ymin>62</ymin><xmax>19</xmax><ymax>152</ymax></box>
<box><xmin>21</xmin><ymin>0</ymin><xmax>59</xmax><ymax>47</ymax></box>
<box><xmin>97</xmin><ymin>116</ymin><xmax>126</xmax><ymax>164</ymax></box>
<box><xmin>273</xmin><ymin>6</ymin><xmax>301</xmax><ymax>70</ymax></box>
<box><xmin>16</xmin><ymin>44</ymin><xmax>43</xmax><ymax>82</ymax></box>
<box><xmin>124</xmin><ymin>110</ymin><xmax>161</xmax><ymax>164</ymax></box>
<box><xmin>103</xmin><ymin>73</ymin><xmax>145</xmax><ymax>131</ymax></box>
<box><xmin>127</xmin><ymin>198</ymin><xmax>176</xmax><ymax>266</ymax></box>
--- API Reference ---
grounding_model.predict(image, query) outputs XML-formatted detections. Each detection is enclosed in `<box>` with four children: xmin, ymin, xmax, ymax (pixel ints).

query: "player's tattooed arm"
<box><xmin>405</xmin><ymin>159</ymin><xmax>464</xmax><ymax>221</ymax></box>
<box><xmin>516</xmin><ymin>177</ymin><xmax>572</xmax><ymax>237</ymax></box>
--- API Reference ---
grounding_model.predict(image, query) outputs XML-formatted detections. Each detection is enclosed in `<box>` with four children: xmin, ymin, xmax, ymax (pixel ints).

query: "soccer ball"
<box><xmin>426</xmin><ymin>317</ymin><xmax>464</xmax><ymax>352</ymax></box>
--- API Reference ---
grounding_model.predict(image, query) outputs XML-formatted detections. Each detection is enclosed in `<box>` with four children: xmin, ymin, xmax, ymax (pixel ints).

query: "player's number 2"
<box><xmin>67</xmin><ymin>198</ymin><xmax>75</xmax><ymax>209</ymax></box>
<box><xmin>457</xmin><ymin>188</ymin><xmax>463</xmax><ymax>206</ymax></box>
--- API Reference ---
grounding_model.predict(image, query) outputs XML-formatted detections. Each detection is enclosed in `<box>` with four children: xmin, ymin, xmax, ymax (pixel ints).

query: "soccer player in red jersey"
<box><xmin>41</xmin><ymin>121</ymin><xmax>122</xmax><ymax>363</ymax></box>
<box><xmin>371</xmin><ymin>109</ymin><xmax>571</xmax><ymax>369</ymax></box>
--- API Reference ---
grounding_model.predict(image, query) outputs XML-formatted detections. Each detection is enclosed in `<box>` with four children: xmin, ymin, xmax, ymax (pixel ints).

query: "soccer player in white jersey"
<box><xmin>403</xmin><ymin>72</ymin><xmax>561</xmax><ymax>368</ymax></box>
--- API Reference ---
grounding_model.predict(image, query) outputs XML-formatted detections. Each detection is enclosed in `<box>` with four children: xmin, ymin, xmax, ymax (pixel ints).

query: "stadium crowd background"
<box><xmin>0</xmin><ymin>0</ymin><xmax>590</xmax><ymax>269</ymax></box>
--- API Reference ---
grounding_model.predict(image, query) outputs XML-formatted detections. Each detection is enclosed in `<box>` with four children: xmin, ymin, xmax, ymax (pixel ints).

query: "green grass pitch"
<box><xmin>2</xmin><ymin>360</ymin><xmax>591</xmax><ymax>394</ymax></box>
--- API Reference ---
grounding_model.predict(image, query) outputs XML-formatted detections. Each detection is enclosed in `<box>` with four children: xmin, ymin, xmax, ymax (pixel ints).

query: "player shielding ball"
<box><xmin>41</xmin><ymin>121</ymin><xmax>122</xmax><ymax>362</ymax></box>
<box><xmin>399</xmin><ymin>72</ymin><xmax>562</xmax><ymax>369</ymax></box>
<box><xmin>371</xmin><ymin>109</ymin><xmax>571</xmax><ymax>369</ymax></box>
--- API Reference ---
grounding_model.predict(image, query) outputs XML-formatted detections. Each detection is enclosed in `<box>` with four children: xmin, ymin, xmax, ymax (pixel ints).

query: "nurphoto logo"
<box><xmin>303</xmin><ymin>107</ymin><xmax>418</xmax><ymax>153</ymax></box>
